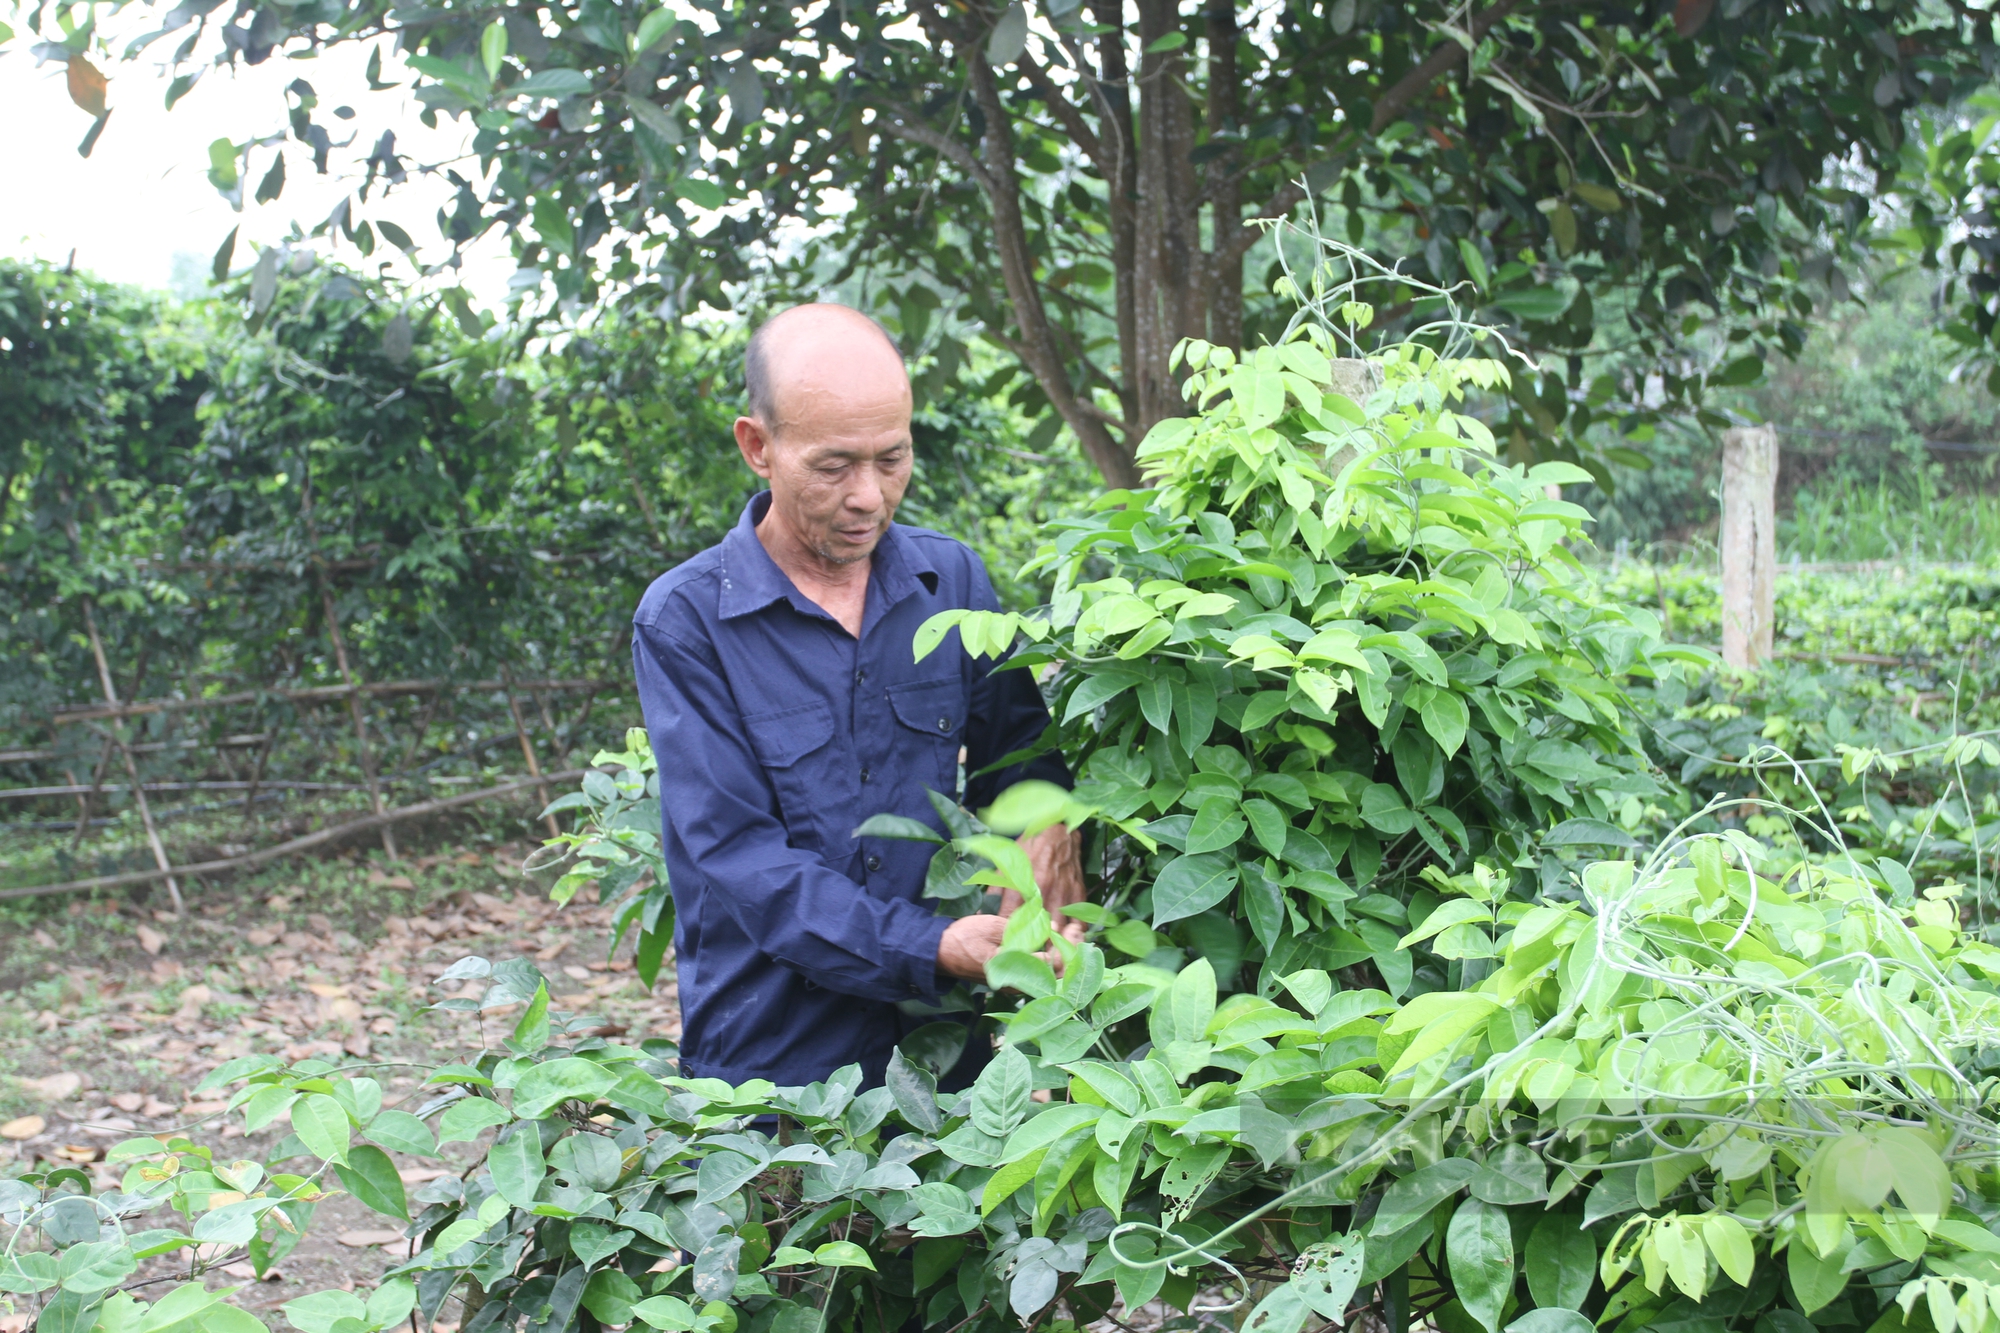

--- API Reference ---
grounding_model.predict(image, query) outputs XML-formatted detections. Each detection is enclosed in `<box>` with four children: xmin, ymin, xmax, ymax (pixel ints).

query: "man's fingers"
<box><xmin>998</xmin><ymin>887</ymin><xmax>1024</xmax><ymax>917</ymax></box>
<box><xmin>1060</xmin><ymin>919</ymin><xmax>1086</xmax><ymax>943</ymax></box>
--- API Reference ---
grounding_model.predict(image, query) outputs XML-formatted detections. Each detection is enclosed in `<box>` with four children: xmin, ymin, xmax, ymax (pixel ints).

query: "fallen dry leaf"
<box><xmin>221</xmin><ymin>1262</ymin><xmax>283</xmax><ymax>1281</ymax></box>
<box><xmin>335</xmin><ymin>1230</ymin><xmax>408</xmax><ymax>1249</ymax></box>
<box><xmin>1</xmin><ymin>1310</ymin><xmax>30</xmax><ymax>1333</ymax></box>
<box><xmin>53</xmin><ymin>1144</ymin><xmax>100</xmax><ymax>1163</ymax></box>
<box><xmin>136</xmin><ymin>925</ymin><xmax>165</xmax><ymax>955</ymax></box>
<box><xmin>397</xmin><ymin>1166</ymin><xmax>451</xmax><ymax>1185</ymax></box>
<box><xmin>141</xmin><ymin>1096</ymin><xmax>176</xmax><ymax>1118</ymax></box>
<box><xmin>305</xmin><ymin>983</ymin><xmax>350</xmax><ymax>999</ymax></box>
<box><xmin>181</xmin><ymin>1101</ymin><xmax>228</xmax><ymax>1117</ymax></box>
<box><xmin>245</xmin><ymin>928</ymin><xmax>279</xmax><ymax>947</ymax></box>
<box><xmin>31</xmin><ymin>929</ymin><xmax>56</xmax><ymax>949</ymax></box>
<box><xmin>0</xmin><ymin>1116</ymin><xmax>45</xmax><ymax>1140</ymax></box>
<box><xmin>19</xmin><ymin>1072</ymin><xmax>82</xmax><ymax>1102</ymax></box>
<box><xmin>110</xmin><ymin>1093</ymin><xmax>144</xmax><ymax>1113</ymax></box>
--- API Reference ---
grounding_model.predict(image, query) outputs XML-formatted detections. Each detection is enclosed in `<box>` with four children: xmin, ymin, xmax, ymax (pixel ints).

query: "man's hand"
<box><xmin>936</xmin><ymin>914</ymin><xmax>1065</xmax><ymax>984</ymax></box>
<box><xmin>1005</xmin><ymin>823</ymin><xmax>1087</xmax><ymax>944</ymax></box>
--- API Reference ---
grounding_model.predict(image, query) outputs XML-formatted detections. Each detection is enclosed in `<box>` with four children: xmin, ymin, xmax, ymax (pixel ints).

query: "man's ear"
<box><xmin>734</xmin><ymin>416</ymin><xmax>775</xmax><ymax>479</ymax></box>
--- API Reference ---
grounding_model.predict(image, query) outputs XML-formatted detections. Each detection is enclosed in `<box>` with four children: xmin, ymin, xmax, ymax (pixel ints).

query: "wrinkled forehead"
<box><xmin>764</xmin><ymin>347</ymin><xmax>912</xmax><ymax>436</ymax></box>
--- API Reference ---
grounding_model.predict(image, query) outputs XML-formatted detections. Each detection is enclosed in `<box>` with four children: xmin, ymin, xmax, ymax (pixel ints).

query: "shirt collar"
<box><xmin>717</xmin><ymin>491</ymin><xmax>939</xmax><ymax>624</ymax></box>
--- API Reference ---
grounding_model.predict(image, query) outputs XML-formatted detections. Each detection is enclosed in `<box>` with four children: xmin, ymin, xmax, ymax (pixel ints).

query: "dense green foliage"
<box><xmin>921</xmin><ymin>328</ymin><xmax>1703</xmax><ymax>993</ymax></box>
<box><xmin>0</xmin><ymin>257</ymin><xmax>1088</xmax><ymax>872</ymax></box>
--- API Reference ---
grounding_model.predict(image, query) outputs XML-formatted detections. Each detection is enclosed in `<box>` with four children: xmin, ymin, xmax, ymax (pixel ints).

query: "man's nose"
<box><xmin>846</xmin><ymin>467</ymin><xmax>884</xmax><ymax>513</ymax></box>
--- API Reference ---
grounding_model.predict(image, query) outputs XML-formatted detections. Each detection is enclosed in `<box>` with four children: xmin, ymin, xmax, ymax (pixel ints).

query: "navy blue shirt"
<box><xmin>632</xmin><ymin>493</ymin><xmax>1067</xmax><ymax>1087</ymax></box>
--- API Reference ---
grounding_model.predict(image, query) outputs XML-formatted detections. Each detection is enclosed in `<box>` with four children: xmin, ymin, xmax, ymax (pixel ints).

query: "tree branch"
<box><xmin>874</xmin><ymin>106</ymin><xmax>993</xmax><ymax>190</ymax></box>
<box><xmin>1370</xmin><ymin>0</ymin><xmax>1531</xmax><ymax>133</ymax></box>
<box><xmin>1017</xmin><ymin>50</ymin><xmax>1105</xmax><ymax>171</ymax></box>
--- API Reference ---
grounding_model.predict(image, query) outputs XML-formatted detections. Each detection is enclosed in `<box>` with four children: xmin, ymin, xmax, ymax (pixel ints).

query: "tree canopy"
<box><xmin>12</xmin><ymin>0</ymin><xmax>1999</xmax><ymax>486</ymax></box>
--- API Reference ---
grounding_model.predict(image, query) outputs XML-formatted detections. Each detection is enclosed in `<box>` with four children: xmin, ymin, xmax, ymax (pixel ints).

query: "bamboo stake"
<box><xmin>244</xmin><ymin>733</ymin><xmax>274</xmax><ymax>828</ymax></box>
<box><xmin>0</xmin><ymin>770</ymin><xmax>585</xmax><ymax>901</ymax></box>
<box><xmin>49</xmin><ymin>678</ymin><xmax>616</xmax><ymax>726</ymax></box>
<box><xmin>501</xmin><ymin>668</ymin><xmax>558</xmax><ymax>837</ymax></box>
<box><xmin>316</xmin><ymin>577</ymin><xmax>398</xmax><ymax>860</ymax></box>
<box><xmin>80</xmin><ymin>602</ymin><xmax>184</xmax><ymax>913</ymax></box>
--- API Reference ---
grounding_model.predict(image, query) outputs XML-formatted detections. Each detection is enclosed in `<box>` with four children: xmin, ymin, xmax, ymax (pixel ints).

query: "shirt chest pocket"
<box><xmin>744</xmin><ymin>701</ymin><xmax>837</xmax><ymax>853</ymax></box>
<box><xmin>886</xmin><ymin>677</ymin><xmax>967</xmax><ymax>802</ymax></box>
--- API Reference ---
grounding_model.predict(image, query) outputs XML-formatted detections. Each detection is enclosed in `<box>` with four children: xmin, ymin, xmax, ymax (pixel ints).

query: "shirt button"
<box><xmin>936</xmin><ymin>717</ymin><xmax>951</xmax><ymax>732</ymax></box>
<box><xmin>855</xmin><ymin>669</ymin><xmax>865</xmax><ymax>682</ymax></box>
<box><xmin>866</xmin><ymin>854</ymin><xmax>883</xmax><ymax>872</ymax></box>
<box><xmin>860</xmin><ymin>768</ymin><xmax>871</xmax><ymax>783</ymax></box>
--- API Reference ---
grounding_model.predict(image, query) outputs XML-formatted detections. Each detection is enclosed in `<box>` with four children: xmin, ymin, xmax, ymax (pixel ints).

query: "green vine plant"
<box><xmin>10</xmin><ymin>825</ymin><xmax>2000</xmax><ymax>1333</ymax></box>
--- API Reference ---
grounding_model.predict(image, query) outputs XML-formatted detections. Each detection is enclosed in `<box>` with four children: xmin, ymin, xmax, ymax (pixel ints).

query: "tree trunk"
<box><xmin>1132</xmin><ymin>0</ymin><xmax>1204</xmax><ymax>437</ymax></box>
<box><xmin>1204</xmin><ymin>0</ymin><xmax>1245</xmax><ymax>351</ymax></box>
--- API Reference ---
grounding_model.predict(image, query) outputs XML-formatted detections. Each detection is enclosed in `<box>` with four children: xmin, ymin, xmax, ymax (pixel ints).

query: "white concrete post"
<box><xmin>1720</xmin><ymin>424</ymin><xmax>1778</xmax><ymax>668</ymax></box>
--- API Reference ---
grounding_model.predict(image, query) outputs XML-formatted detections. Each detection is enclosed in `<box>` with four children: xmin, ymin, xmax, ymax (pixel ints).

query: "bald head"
<box><xmin>744</xmin><ymin>303</ymin><xmax>907</xmax><ymax>431</ymax></box>
<box><xmin>732</xmin><ymin>303</ymin><xmax>916</xmax><ymax>577</ymax></box>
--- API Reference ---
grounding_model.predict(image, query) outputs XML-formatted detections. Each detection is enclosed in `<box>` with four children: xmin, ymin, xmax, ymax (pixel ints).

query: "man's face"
<box><xmin>735</xmin><ymin>350</ymin><xmax>913</xmax><ymax>567</ymax></box>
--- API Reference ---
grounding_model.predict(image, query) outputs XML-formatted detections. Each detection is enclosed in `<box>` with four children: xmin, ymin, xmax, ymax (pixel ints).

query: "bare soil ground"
<box><xmin>0</xmin><ymin>834</ymin><xmax>680</xmax><ymax>1331</ymax></box>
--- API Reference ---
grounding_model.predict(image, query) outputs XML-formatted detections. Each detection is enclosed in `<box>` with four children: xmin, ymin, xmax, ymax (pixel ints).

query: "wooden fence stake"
<box><xmin>80</xmin><ymin>602</ymin><xmax>184</xmax><ymax>913</ymax></box>
<box><xmin>502</xmin><ymin>670</ymin><xmax>559</xmax><ymax>837</ymax></box>
<box><xmin>317</xmin><ymin>578</ymin><xmax>398</xmax><ymax>860</ymax></box>
<box><xmin>1720</xmin><ymin>424</ymin><xmax>1778</xmax><ymax>669</ymax></box>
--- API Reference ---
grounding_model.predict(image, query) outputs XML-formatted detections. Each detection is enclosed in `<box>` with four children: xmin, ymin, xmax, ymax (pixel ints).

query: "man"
<box><xmin>631</xmin><ymin>303</ymin><xmax>1083</xmax><ymax>1090</ymax></box>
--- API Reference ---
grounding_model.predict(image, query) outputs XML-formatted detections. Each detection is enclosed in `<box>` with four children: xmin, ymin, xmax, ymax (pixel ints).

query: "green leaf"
<box><xmin>488</xmin><ymin>1125</ymin><xmax>546</xmax><ymax>1209</ymax></box>
<box><xmin>886</xmin><ymin>1049</ymin><xmax>943</xmax><ymax>1133</ymax></box>
<box><xmin>851</xmin><ymin>814</ymin><xmax>945</xmax><ymax>843</ymax></box>
<box><xmin>969</xmin><ymin>1043</ymin><xmax>1032</xmax><ymax>1139</ymax></box>
<box><xmin>510</xmin><ymin>1057</ymin><xmax>617</xmax><ymax>1119</ymax></box>
<box><xmin>986</xmin><ymin>950</ymin><xmax>1058</xmax><ymax>998</ymax></box>
<box><xmin>1241</xmin><ymin>799</ymin><xmax>1290</xmax><ymax>858</ymax></box>
<box><xmin>629</xmin><ymin>1295</ymin><xmax>700</xmax><ymax>1331</ymax></box>
<box><xmin>366</xmin><ymin>1278</ymin><xmax>416</xmax><ymax>1331</ymax></box>
<box><xmin>1543</xmin><ymin>818</ymin><xmax>1638</xmax><ymax>848</ymax></box>
<box><xmin>632</xmin><ymin>9</ymin><xmax>678</xmax><ymax>54</ymax></box>
<box><xmin>1702</xmin><ymin>1214</ymin><xmax>1754</xmax><ymax>1287</ymax></box>
<box><xmin>480</xmin><ymin>19</ymin><xmax>508</xmax><ymax>80</ymax></box>
<box><xmin>1370</xmin><ymin>1158</ymin><xmax>1479</xmax><ymax>1235</ymax></box>
<box><xmin>1788</xmin><ymin>1235</ymin><xmax>1849</xmax><ymax>1314</ymax></box>
<box><xmin>1506</xmin><ymin>1311</ymin><xmax>1594</xmax><ymax>1333</ymax></box>
<box><xmin>513</xmin><ymin>68</ymin><xmax>595</xmax><ymax>98</ymax></box>
<box><xmin>333</xmin><ymin>1145</ymin><xmax>409</xmax><ymax>1220</ymax></box>
<box><xmin>813</xmin><ymin>1240</ymin><xmax>876</xmax><ymax>1270</ymax></box>
<box><xmin>1525</xmin><ymin>1213</ymin><xmax>1595</xmax><ymax>1309</ymax></box>
<box><xmin>1157</xmin><ymin>957</ymin><xmax>1216</xmax><ymax>1046</ymax></box>
<box><xmin>290</xmin><ymin>1094</ymin><xmax>352</xmax><ymax>1166</ymax></box>
<box><xmin>1151</xmin><ymin>853</ymin><xmax>1239</xmax><ymax>927</ymax></box>
<box><xmin>283</xmin><ymin>1290</ymin><xmax>367</xmax><ymax>1333</ymax></box>
<box><xmin>1384</xmin><ymin>993</ymin><xmax>1500</xmax><ymax>1073</ymax></box>
<box><xmin>1456</xmin><ymin>238</ymin><xmax>1491</xmax><ymax>288</ymax></box>
<box><xmin>1446</xmin><ymin>1198</ymin><xmax>1514</xmax><ymax>1332</ymax></box>
<box><xmin>56</xmin><ymin>1241</ymin><xmax>135</xmax><ymax>1294</ymax></box>
<box><xmin>583</xmin><ymin>1269</ymin><xmax>643</xmax><ymax>1325</ymax></box>
<box><xmin>1419</xmin><ymin>691</ymin><xmax>1469</xmax><ymax>758</ymax></box>
<box><xmin>513</xmin><ymin>982</ymin><xmax>551</xmax><ymax>1053</ymax></box>
<box><xmin>437</xmin><ymin>1096</ymin><xmax>512</xmax><ymax>1144</ymax></box>
<box><xmin>364</xmin><ymin>1109</ymin><xmax>438</xmax><ymax>1158</ymax></box>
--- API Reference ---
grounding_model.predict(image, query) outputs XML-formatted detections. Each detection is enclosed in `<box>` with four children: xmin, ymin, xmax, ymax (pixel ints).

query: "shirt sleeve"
<box><xmin>961</xmin><ymin>555</ymin><xmax>1073</xmax><ymax>811</ymax></box>
<box><xmin>634</xmin><ymin>618</ymin><xmax>952</xmax><ymax>1004</ymax></box>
